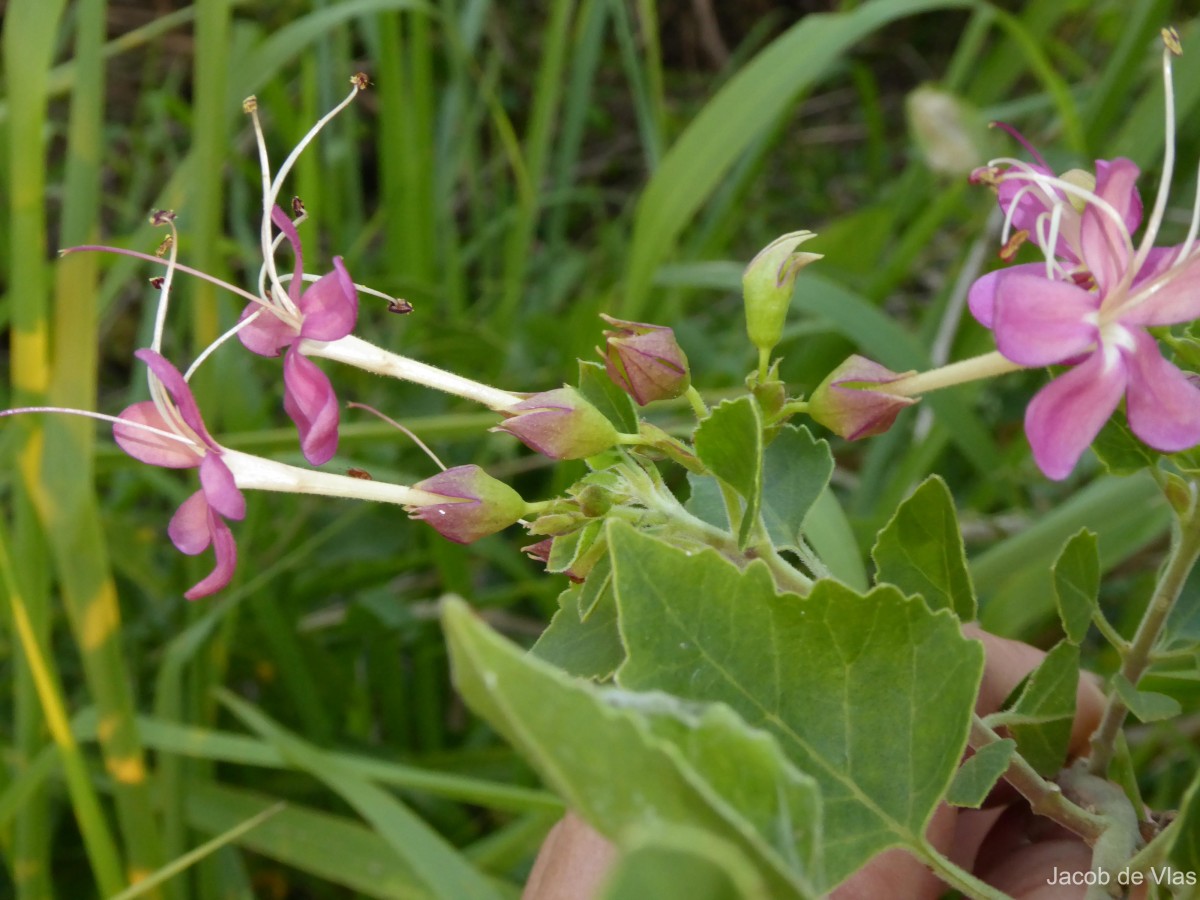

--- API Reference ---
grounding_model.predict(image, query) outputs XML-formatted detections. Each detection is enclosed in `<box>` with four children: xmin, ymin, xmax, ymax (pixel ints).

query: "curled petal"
<box><xmin>168</xmin><ymin>490</ymin><xmax>215</xmax><ymax>555</ymax></box>
<box><xmin>114</xmin><ymin>400</ymin><xmax>202</xmax><ymax>468</ymax></box>
<box><xmin>993</xmin><ymin>274</ymin><xmax>1098</xmax><ymax>366</ymax></box>
<box><xmin>237</xmin><ymin>303</ymin><xmax>298</xmax><ymax>357</ymax></box>
<box><xmin>133</xmin><ymin>349</ymin><xmax>220</xmax><ymax>452</ymax></box>
<box><xmin>282</xmin><ymin>348</ymin><xmax>340</xmax><ymax>465</ymax></box>
<box><xmin>199</xmin><ymin>453</ymin><xmax>247</xmax><ymax>521</ymax></box>
<box><xmin>272</xmin><ymin>205</ymin><xmax>305</xmax><ymax>306</ymax></box>
<box><xmin>184</xmin><ymin>514</ymin><xmax>238</xmax><ymax>601</ymax></box>
<box><xmin>1079</xmin><ymin>158</ymin><xmax>1140</xmax><ymax>295</ymax></box>
<box><xmin>1024</xmin><ymin>347</ymin><xmax>1127</xmax><ymax>480</ymax></box>
<box><xmin>297</xmin><ymin>257</ymin><xmax>358</xmax><ymax>341</ymax></box>
<box><xmin>1123</xmin><ymin>330</ymin><xmax>1200</xmax><ymax>453</ymax></box>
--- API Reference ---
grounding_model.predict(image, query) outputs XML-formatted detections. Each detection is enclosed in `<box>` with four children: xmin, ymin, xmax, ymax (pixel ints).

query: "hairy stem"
<box><xmin>971</xmin><ymin>716</ymin><xmax>1106</xmax><ymax>843</ymax></box>
<box><xmin>1089</xmin><ymin>480</ymin><xmax>1200</xmax><ymax>776</ymax></box>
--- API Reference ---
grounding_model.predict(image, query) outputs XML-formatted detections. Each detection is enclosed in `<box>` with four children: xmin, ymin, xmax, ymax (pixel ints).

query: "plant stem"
<box><xmin>1089</xmin><ymin>479</ymin><xmax>1200</xmax><ymax>776</ymax></box>
<box><xmin>917</xmin><ymin>843</ymin><xmax>1012</xmax><ymax>900</ymax></box>
<box><xmin>971</xmin><ymin>716</ymin><xmax>1106</xmax><ymax>843</ymax></box>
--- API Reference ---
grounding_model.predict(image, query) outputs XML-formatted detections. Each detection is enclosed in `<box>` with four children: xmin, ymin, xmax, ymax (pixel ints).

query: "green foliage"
<box><xmin>693</xmin><ymin>396</ymin><xmax>764</xmax><ymax>547</ymax></box>
<box><xmin>443</xmin><ymin>598</ymin><xmax>822</xmax><ymax>898</ymax></box>
<box><xmin>8</xmin><ymin>1</ymin><xmax>1200</xmax><ymax>896</ymax></box>
<box><xmin>947</xmin><ymin>740</ymin><xmax>1017</xmax><ymax>809</ymax></box>
<box><xmin>998</xmin><ymin>642</ymin><xmax>1079</xmax><ymax>778</ymax></box>
<box><xmin>760</xmin><ymin>425</ymin><xmax>834</xmax><ymax>554</ymax></box>
<box><xmin>1053</xmin><ymin>529</ymin><xmax>1100</xmax><ymax>644</ymax></box>
<box><xmin>609</xmin><ymin>522</ymin><xmax>983</xmax><ymax>885</ymax></box>
<box><xmin>871</xmin><ymin>475</ymin><xmax>977</xmax><ymax>619</ymax></box>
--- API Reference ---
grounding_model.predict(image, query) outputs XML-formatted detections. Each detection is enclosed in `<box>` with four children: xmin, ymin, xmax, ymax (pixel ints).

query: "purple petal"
<box><xmin>199</xmin><ymin>453</ymin><xmax>247</xmax><ymax>521</ymax></box>
<box><xmin>237</xmin><ymin>302</ymin><xmax>298</xmax><ymax>357</ymax></box>
<box><xmin>114</xmin><ymin>400</ymin><xmax>202</xmax><ymax>469</ymax></box>
<box><xmin>1123</xmin><ymin>329</ymin><xmax>1200</xmax><ymax>452</ymax></box>
<box><xmin>134</xmin><ymin>349</ymin><xmax>220</xmax><ymax>452</ymax></box>
<box><xmin>168</xmin><ymin>490</ymin><xmax>214</xmax><ymax>555</ymax></box>
<box><xmin>968</xmin><ymin>263</ymin><xmax>1045</xmax><ymax>328</ymax></box>
<box><xmin>297</xmin><ymin>257</ymin><xmax>358</xmax><ymax>341</ymax></box>
<box><xmin>1080</xmin><ymin>158</ymin><xmax>1140</xmax><ymax>296</ymax></box>
<box><xmin>184</xmin><ymin>514</ymin><xmax>238</xmax><ymax>601</ymax></box>
<box><xmin>1024</xmin><ymin>347</ymin><xmax>1127</xmax><ymax>480</ymax></box>
<box><xmin>1132</xmin><ymin>245</ymin><xmax>1181</xmax><ymax>287</ymax></box>
<box><xmin>282</xmin><ymin>348</ymin><xmax>340</xmax><ymax>465</ymax></box>
<box><xmin>1095</xmin><ymin>159</ymin><xmax>1144</xmax><ymax>235</ymax></box>
<box><xmin>272</xmin><ymin>205</ymin><xmax>305</xmax><ymax>306</ymax></box>
<box><xmin>1121</xmin><ymin>251</ymin><xmax>1200</xmax><ymax>327</ymax></box>
<box><xmin>993</xmin><ymin>274</ymin><xmax>1099</xmax><ymax>366</ymax></box>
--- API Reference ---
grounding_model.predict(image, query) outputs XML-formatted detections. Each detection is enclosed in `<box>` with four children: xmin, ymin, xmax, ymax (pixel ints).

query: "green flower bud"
<box><xmin>743</xmin><ymin>231</ymin><xmax>822</xmax><ymax>357</ymax></box>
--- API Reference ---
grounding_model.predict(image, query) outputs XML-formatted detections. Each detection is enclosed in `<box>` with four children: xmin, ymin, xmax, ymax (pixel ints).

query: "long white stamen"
<box><xmin>0</xmin><ymin>406</ymin><xmax>200</xmax><ymax>450</ymax></box>
<box><xmin>346</xmin><ymin>402</ymin><xmax>447</xmax><ymax>471</ymax></box>
<box><xmin>246</xmin><ymin>99</ymin><xmax>296</xmax><ymax>317</ymax></box>
<box><xmin>64</xmin><ymin>246</ymin><xmax>263</xmax><ymax>306</ymax></box>
<box><xmin>1001</xmin><ymin>170</ymin><xmax>1134</xmax><ymax>258</ymax></box>
<box><xmin>259</xmin><ymin>83</ymin><xmax>363</xmax><ymax>314</ymax></box>
<box><xmin>149</xmin><ymin>217</ymin><xmax>180</xmax><ymax>356</ymax></box>
<box><xmin>184</xmin><ymin>309</ymin><xmax>267</xmax><ymax>382</ymax></box>
<box><xmin>1131</xmin><ymin>41</ymin><xmax>1178</xmax><ymax>276</ymax></box>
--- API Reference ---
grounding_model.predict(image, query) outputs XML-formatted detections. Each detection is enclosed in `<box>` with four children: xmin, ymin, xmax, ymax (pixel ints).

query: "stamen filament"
<box><xmin>1130</xmin><ymin>43</ymin><xmax>1177</xmax><ymax>277</ymax></box>
<box><xmin>0</xmin><ymin>406</ymin><xmax>199</xmax><ymax>450</ymax></box>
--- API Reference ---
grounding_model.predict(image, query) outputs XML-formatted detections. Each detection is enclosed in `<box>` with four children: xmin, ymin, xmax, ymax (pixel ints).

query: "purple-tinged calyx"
<box><xmin>806</xmin><ymin>355</ymin><xmax>918</xmax><ymax>440</ymax></box>
<box><xmin>493</xmin><ymin>387</ymin><xmax>620</xmax><ymax>460</ymax></box>
<box><xmin>406</xmin><ymin>465</ymin><xmax>527</xmax><ymax>543</ymax></box>
<box><xmin>600</xmin><ymin>314</ymin><xmax>690</xmax><ymax>405</ymax></box>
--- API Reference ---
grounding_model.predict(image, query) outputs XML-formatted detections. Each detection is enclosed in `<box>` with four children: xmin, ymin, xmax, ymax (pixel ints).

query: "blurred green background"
<box><xmin>3</xmin><ymin>0</ymin><xmax>1200</xmax><ymax>896</ymax></box>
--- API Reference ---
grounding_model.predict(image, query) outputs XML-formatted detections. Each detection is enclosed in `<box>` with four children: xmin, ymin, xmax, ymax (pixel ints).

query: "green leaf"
<box><xmin>685</xmin><ymin>473</ymin><xmax>730</xmax><ymax>531</ymax></box>
<box><xmin>760</xmin><ymin>425</ymin><xmax>834</xmax><ymax>553</ymax></box>
<box><xmin>531</xmin><ymin>579</ymin><xmax>625</xmax><ymax>681</ymax></box>
<box><xmin>946</xmin><ymin>740</ymin><xmax>1016</xmax><ymax>809</ymax></box>
<box><xmin>1112</xmin><ymin>674</ymin><xmax>1183</xmax><ymax>723</ymax></box>
<box><xmin>871</xmin><ymin>476</ymin><xmax>976</xmax><ymax>619</ymax></box>
<box><xmin>803</xmin><ymin>488</ymin><xmax>868</xmax><ymax>591</ymax></box>
<box><xmin>600</xmin><ymin>825</ymin><xmax>772</xmax><ymax>900</ymax></box>
<box><xmin>1091</xmin><ymin>413</ymin><xmax>1160</xmax><ymax>475</ymax></box>
<box><xmin>693</xmin><ymin>396</ymin><xmax>763</xmax><ymax>548</ymax></box>
<box><xmin>974</xmin><ymin>472</ymin><xmax>1169</xmax><ymax>638</ymax></box>
<box><xmin>578</xmin><ymin>359</ymin><xmax>639</xmax><ymax>435</ymax></box>
<box><xmin>1003</xmin><ymin>642</ymin><xmax>1079</xmax><ymax>778</ymax></box>
<box><xmin>609</xmin><ymin>521</ymin><xmax>983</xmax><ymax>885</ymax></box>
<box><xmin>217</xmin><ymin>690</ymin><xmax>503</xmax><ymax>900</ymax></box>
<box><xmin>1053</xmin><ymin>530</ymin><xmax>1099</xmax><ymax>644</ymax></box>
<box><xmin>442</xmin><ymin>598</ymin><xmax>821</xmax><ymax>898</ymax></box>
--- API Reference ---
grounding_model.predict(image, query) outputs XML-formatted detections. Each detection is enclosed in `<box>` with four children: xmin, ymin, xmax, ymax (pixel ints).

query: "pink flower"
<box><xmin>238</xmin><ymin>206</ymin><xmax>358</xmax><ymax>466</ymax></box>
<box><xmin>114</xmin><ymin>349</ymin><xmax>247</xmax><ymax>600</ymax></box>
<box><xmin>971</xmin><ymin>158</ymin><xmax>1200</xmax><ymax>479</ymax></box>
<box><xmin>969</xmin><ymin>136</ymin><xmax>1143</xmax><ymax>329</ymax></box>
